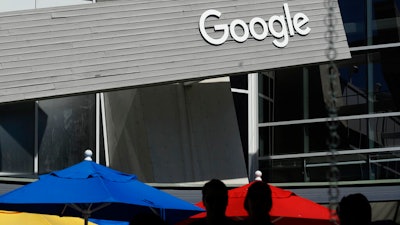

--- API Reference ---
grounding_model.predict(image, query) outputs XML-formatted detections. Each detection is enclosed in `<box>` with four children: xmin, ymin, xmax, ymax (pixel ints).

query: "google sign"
<box><xmin>199</xmin><ymin>3</ymin><xmax>311</xmax><ymax>48</ymax></box>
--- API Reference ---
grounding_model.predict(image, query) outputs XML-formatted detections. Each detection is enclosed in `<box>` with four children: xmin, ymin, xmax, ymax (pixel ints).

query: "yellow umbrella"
<box><xmin>0</xmin><ymin>210</ymin><xmax>97</xmax><ymax>225</ymax></box>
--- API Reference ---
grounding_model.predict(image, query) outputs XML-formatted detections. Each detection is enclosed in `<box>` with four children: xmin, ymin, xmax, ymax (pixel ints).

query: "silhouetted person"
<box><xmin>129</xmin><ymin>212</ymin><xmax>168</xmax><ymax>225</ymax></box>
<box><xmin>372</xmin><ymin>220</ymin><xmax>400</xmax><ymax>225</ymax></box>
<box><xmin>242</xmin><ymin>181</ymin><xmax>273</xmax><ymax>225</ymax></box>
<box><xmin>337</xmin><ymin>193</ymin><xmax>371</xmax><ymax>225</ymax></box>
<box><xmin>190</xmin><ymin>179</ymin><xmax>238</xmax><ymax>225</ymax></box>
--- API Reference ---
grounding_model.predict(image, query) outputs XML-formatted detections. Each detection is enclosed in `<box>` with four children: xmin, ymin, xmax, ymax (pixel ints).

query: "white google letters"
<box><xmin>199</xmin><ymin>3</ymin><xmax>311</xmax><ymax>48</ymax></box>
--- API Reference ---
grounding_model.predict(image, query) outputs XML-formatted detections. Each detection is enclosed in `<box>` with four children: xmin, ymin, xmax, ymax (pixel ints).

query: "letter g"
<box><xmin>199</xmin><ymin>10</ymin><xmax>229</xmax><ymax>45</ymax></box>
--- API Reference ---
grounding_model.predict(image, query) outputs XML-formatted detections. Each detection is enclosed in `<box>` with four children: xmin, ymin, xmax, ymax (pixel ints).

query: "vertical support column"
<box><xmin>368</xmin><ymin>55</ymin><xmax>375</xmax><ymax>147</ymax></box>
<box><xmin>303</xmin><ymin>67</ymin><xmax>310</xmax><ymax>182</ymax></box>
<box><xmin>367</xmin><ymin>55</ymin><xmax>375</xmax><ymax>179</ymax></box>
<box><xmin>95</xmin><ymin>93</ymin><xmax>100</xmax><ymax>164</ymax></box>
<box><xmin>177</xmin><ymin>83</ymin><xmax>197</xmax><ymax>180</ymax></box>
<box><xmin>34</xmin><ymin>100</ymin><xmax>39</xmax><ymax>175</ymax></box>
<box><xmin>303</xmin><ymin>67</ymin><xmax>310</xmax><ymax>153</ymax></box>
<box><xmin>367</xmin><ymin>0</ymin><xmax>375</xmax><ymax>178</ymax></box>
<box><xmin>100</xmin><ymin>93</ymin><xmax>110</xmax><ymax>167</ymax></box>
<box><xmin>366</xmin><ymin>0</ymin><xmax>373</xmax><ymax>46</ymax></box>
<box><xmin>248</xmin><ymin>73</ymin><xmax>259</xmax><ymax>181</ymax></box>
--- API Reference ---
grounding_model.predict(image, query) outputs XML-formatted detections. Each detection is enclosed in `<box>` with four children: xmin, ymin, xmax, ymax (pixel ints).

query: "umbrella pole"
<box><xmin>69</xmin><ymin>204</ymin><xmax>91</xmax><ymax>225</ymax></box>
<box><xmin>83</xmin><ymin>211</ymin><xmax>89</xmax><ymax>225</ymax></box>
<box><xmin>84</xmin><ymin>215</ymin><xmax>89</xmax><ymax>225</ymax></box>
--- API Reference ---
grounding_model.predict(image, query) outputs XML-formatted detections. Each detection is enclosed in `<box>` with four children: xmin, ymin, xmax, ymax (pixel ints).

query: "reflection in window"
<box><xmin>372</xmin><ymin>0</ymin><xmax>400</xmax><ymax>45</ymax></box>
<box><xmin>339</xmin><ymin>0</ymin><xmax>400</xmax><ymax>46</ymax></box>
<box><xmin>338</xmin><ymin>48</ymin><xmax>400</xmax><ymax>116</ymax></box>
<box><xmin>38</xmin><ymin>95</ymin><xmax>96</xmax><ymax>174</ymax></box>
<box><xmin>230</xmin><ymin>75</ymin><xmax>249</xmax><ymax>163</ymax></box>
<box><xmin>339</xmin><ymin>0</ymin><xmax>367</xmax><ymax>47</ymax></box>
<box><xmin>259</xmin><ymin>47</ymin><xmax>400</xmax><ymax>183</ymax></box>
<box><xmin>260</xmin><ymin>117</ymin><xmax>400</xmax><ymax>183</ymax></box>
<box><xmin>0</xmin><ymin>102</ymin><xmax>35</xmax><ymax>176</ymax></box>
<box><xmin>0</xmin><ymin>95</ymin><xmax>98</xmax><ymax>177</ymax></box>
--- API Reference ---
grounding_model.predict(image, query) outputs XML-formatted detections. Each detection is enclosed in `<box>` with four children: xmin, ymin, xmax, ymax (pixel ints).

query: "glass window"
<box><xmin>230</xmin><ymin>75</ymin><xmax>249</xmax><ymax>160</ymax></box>
<box><xmin>259</xmin><ymin>72</ymin><xmax>275</xmax><ymax>124</ymax></box>
<box><xmin>0</xmin><ymin>102</ymin><xmax>35</xmax><ymax>176</ymax></box>
<box><xmin>259</xmin><ymin>66</ymin><xmax>326</xmax><ymax>123</ymax></box>
<box><xmin>38</xmin><ymin>95</ymin><xmax>96</xmax><ymax>174</ymax></box>
<box><xmin>339</xmin><ymin>0</ymin><xmax>400</xmax><ymax>46</ymax></box>
<box><xmin>230</xmin><ymin>75</ymin><xmax>248</xmax><ymax>90</ymax></box>
<box><xmin>259</xmin><ymin>45</ymin><xmax>400</xmax><ymax>183</ymax></box>
<box><xmin>259</xmin><ymin>116</ymin><xmax>400</xmax><ymax>183</ymax></box>
<box><xmin>338</xmin><ymin>47</ymin><xmax>400</xmax><ymax>116</ymax></box>
<box><xmin>371</xmin><ymin>0</ymin><xmax>400</xmax><ymax>45</ymax></box>
<box><xmin>338</xmin><ymin>0</ymin><xmax>367</xmax><ymax>47</ymax></box>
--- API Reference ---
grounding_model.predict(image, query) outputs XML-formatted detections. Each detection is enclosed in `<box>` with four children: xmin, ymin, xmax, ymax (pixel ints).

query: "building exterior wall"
<box><xmin>0</xmin><ymin>0</ymin><xmax>399</xmax><ymax>222</ymax></box>
<box><xmin>0</xmin><ymin>0</ymin><xmax>349</xmax><ymax>103</ymax></box>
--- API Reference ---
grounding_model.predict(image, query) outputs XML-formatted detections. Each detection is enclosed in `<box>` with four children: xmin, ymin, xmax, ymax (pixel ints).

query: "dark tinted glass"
<box><xmin>38</xmin><ymin>95</ymin><xmax>96</xmax><ymax>174</ymax></box>
<box><xmin>339</xmin><ymin>0</ymin><xmax>400</xmax><ymax>46</ymax></box>
<box><xmin>0</xmin><ymin>102</ymin><xmax>35</xmax><ymax>176</ymax></box>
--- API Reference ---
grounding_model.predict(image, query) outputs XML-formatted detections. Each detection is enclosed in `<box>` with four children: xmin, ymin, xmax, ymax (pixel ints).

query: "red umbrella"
<box><xmin>179</xmin><ymin>182</ymin><xmax>335</xmax><ymax>225</ymax></box>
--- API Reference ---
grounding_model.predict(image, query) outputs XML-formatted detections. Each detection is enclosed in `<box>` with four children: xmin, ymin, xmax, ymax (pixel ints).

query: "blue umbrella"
<box><xmin>89</xmin><ymin>219</ymin><xmax>129</xmax><ymax>225</ymax></box>
<box><xmin>0</xmin><ymin>151</ymin><xmax>203</xmax><ymax>225</ymax></box>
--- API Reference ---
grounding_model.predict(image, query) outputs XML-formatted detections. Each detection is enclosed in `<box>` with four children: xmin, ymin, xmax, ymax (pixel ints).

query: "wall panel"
<box><xmin>0</xmin><ymin>0</ymin><xmax>350</xmax><ymax>103</ymax></box>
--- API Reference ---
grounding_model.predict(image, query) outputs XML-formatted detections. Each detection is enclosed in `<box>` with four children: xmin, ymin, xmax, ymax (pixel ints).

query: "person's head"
<box><xmin>338</xmin><ymin>193</ymin><xmax>371</xmax><ymax>225</ymax></box>
<box><xmin>129</xmin><ymin>212</ymin><xmax>167</xmax><ymax>225</ymax></box>
<box><xmin>244</xmin><ymin>181</ymin><xmax>272</xmax><ymax>219</ymax></box>
<box><xmin>202</xmin><ymin>179</ymin><xmax>228</xmax><ymax>217</ymax></box>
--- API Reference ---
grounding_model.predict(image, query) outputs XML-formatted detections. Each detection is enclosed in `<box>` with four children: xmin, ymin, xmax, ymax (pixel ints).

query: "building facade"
<box><xmin>0</xmin><ymin>0</ymin><xmax>399</xmax><ymax>222</ymax></box>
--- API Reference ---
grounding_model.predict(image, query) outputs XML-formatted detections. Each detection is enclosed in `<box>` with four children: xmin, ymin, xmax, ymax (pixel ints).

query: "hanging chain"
<box><xmin>324</xmin><ymin>0</ymin><xmax>340</xmax><ymax>224</ymax></box>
